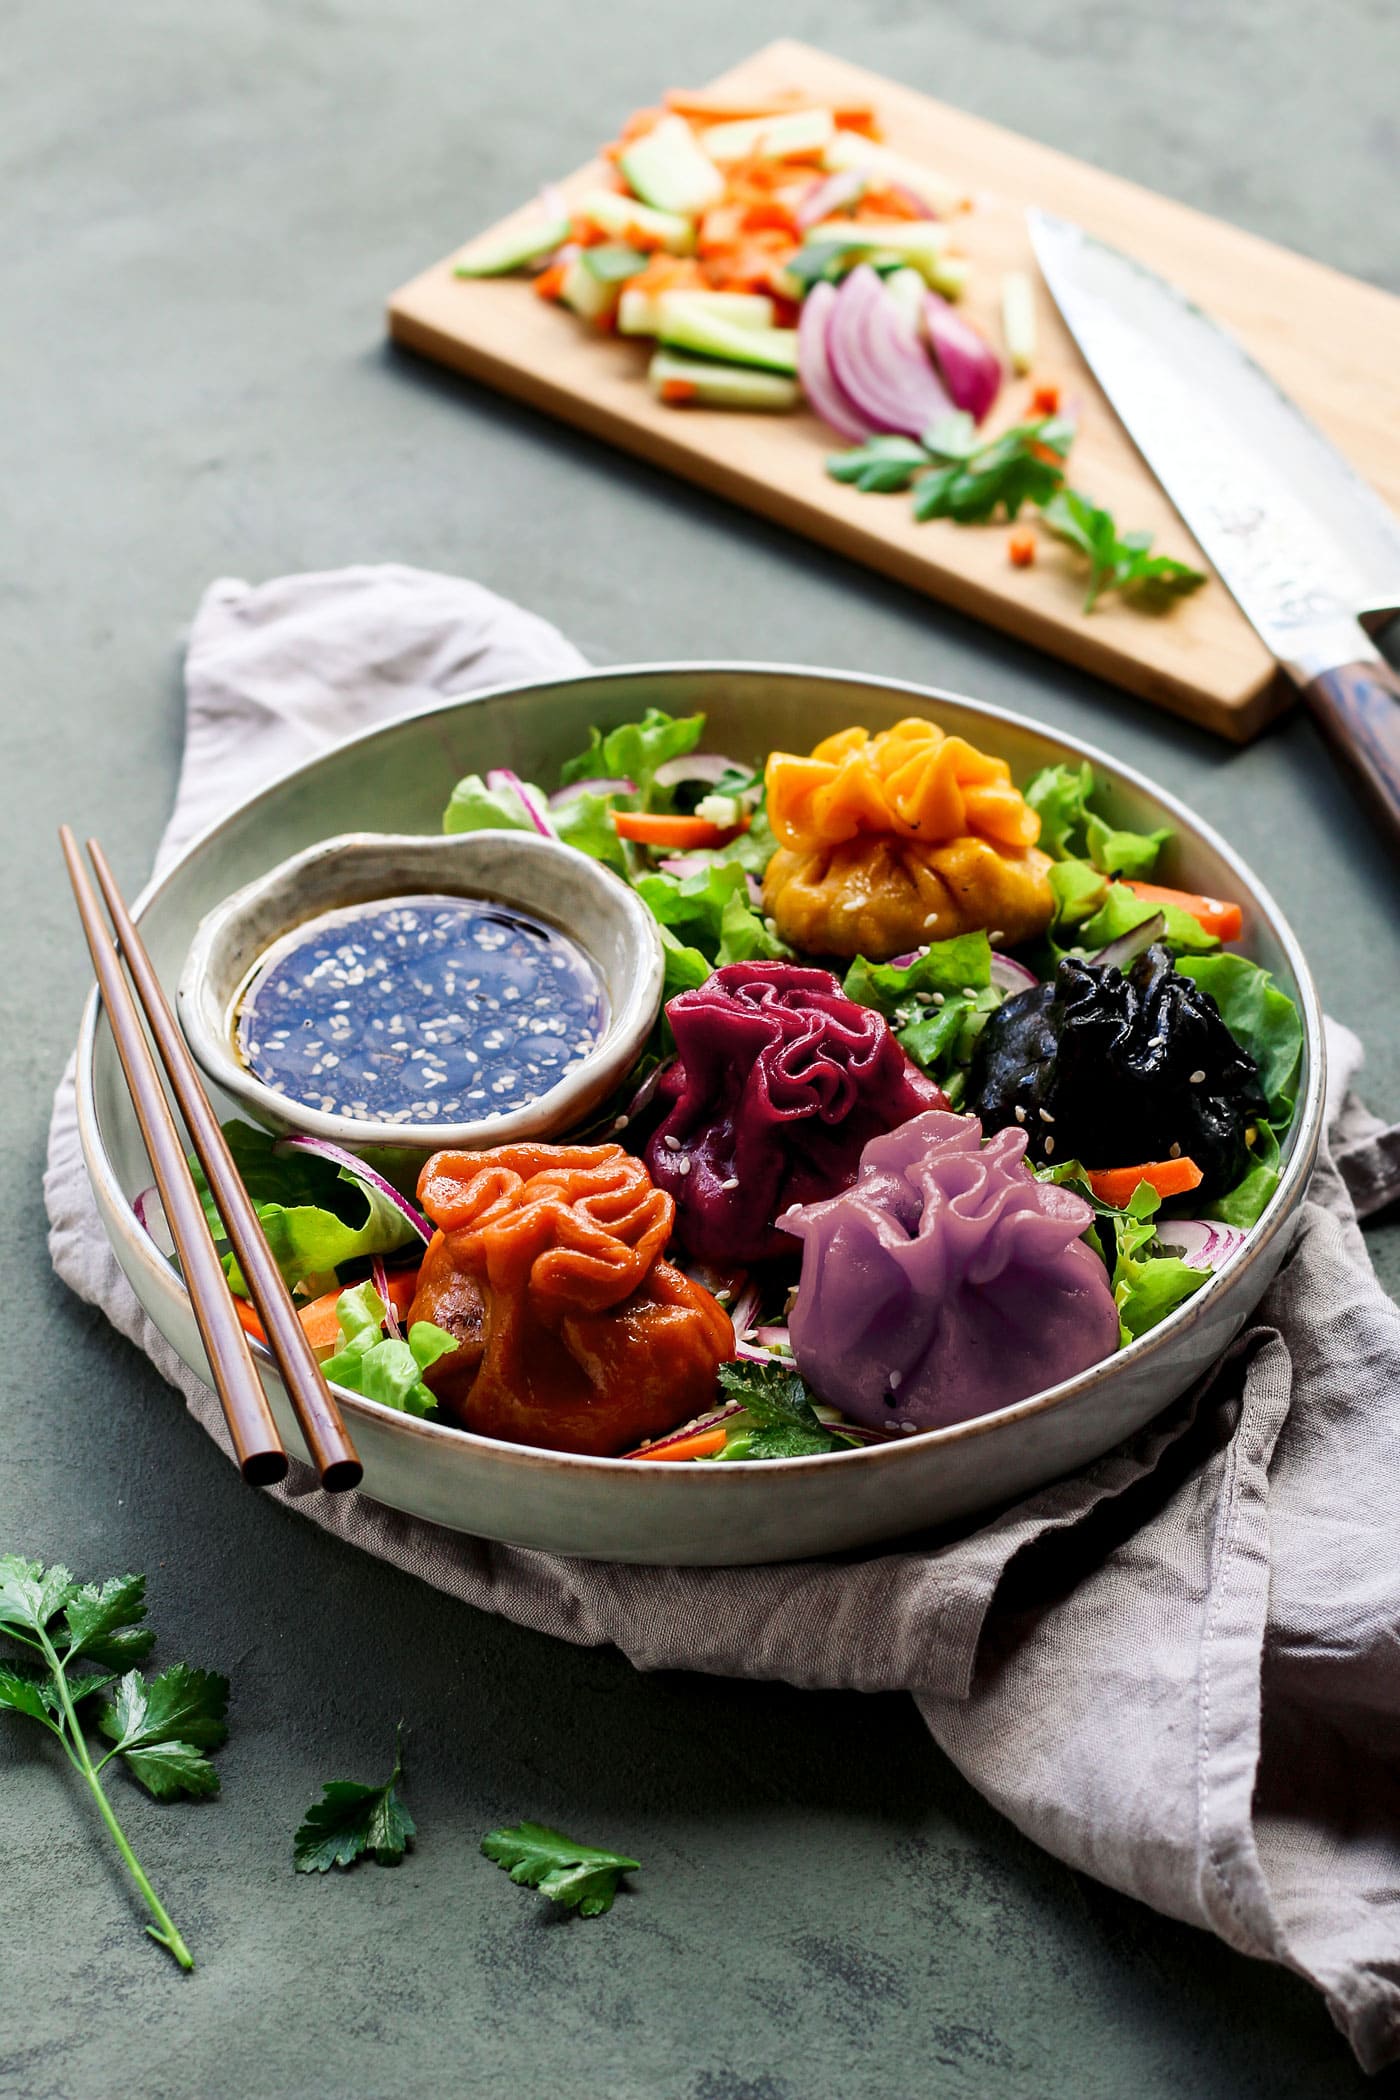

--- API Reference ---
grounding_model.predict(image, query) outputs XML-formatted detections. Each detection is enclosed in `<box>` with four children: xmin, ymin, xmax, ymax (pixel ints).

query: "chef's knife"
<box><xmin>1028</xmin><ymin>208</ymin><xmax>1400</xmax><ymax>844</ymax></box>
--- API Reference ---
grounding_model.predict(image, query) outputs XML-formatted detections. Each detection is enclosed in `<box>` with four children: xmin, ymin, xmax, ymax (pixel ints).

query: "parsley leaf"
<box><xmin>61</xmin><ymin>1573</ymin><xmax>158</xmax><ymax>1668</ymax></box>
<box><xmin>1041</xmin><ymin>489</ymin><xmax>1207</xmax><ymax>611</ymax></box>
<box><xmin>98</xmin><ymin>1662</ymin><xmax>230</xmax><ymax>1800</ymax></box>
<box><xmin>713</xmin><ymin>1361</ymin><xmax>851</xmax><ymax>1458</ymax></box>
<box><xmin>480</xmin><ymin>1822</ymin><xmax>639</xmax><ymax>1917</ymax></box>
<box><xmin>0</xmin><ymin>1555</ymin><xmax>225</xmax><ymax>1969</ymax></box>
<box><xmin>294</xmin><ymin>1725</ymin><xmax>416</xmax><ymax>1872</ymax></box>
<box><xmin>914</xmin><ymin>412</ymin><xmax>1075</xmax><ymax>523</ymax></box>
<box><xmin>826</xmin><ymin>435</ymin><xmax>932</xmax><ymax>493</ymax></box>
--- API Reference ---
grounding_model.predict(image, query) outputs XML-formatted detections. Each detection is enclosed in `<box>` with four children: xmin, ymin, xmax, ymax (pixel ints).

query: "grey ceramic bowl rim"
<box><xmin>75</xmin><ymin>659</ymin><xmax>1326</xmax><ymax>1483</ymax></box>
<box><xmin>175</xmin><ymin>827</ymin><xmax>665</xmax><ymax>1150</ymax></box>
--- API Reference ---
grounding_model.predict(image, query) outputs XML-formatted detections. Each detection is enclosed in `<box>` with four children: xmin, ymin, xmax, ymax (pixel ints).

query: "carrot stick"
<box><xmin>1084</xmin><ymin>1158</ymin><xmax>1204</xmax><ymax>1207</ymax></box>
<box><xmin>629</xmin><ymin>1427</ymin><xmax>729</xmax><ymax>1462</ymax></box>
<box><xmin>612</xmin><ymin>810</ymin><xmax>750</xmax><ymax>849</ymax></box>
<box><xmin>532</xmin><ymin>262</ymin><xmax>568</xmax><ymax>302</ymax></box>
<box><xmin>1122</xmin><ymin>881</ymin><xmax>1243</xmax><ymax>942</ymax></box>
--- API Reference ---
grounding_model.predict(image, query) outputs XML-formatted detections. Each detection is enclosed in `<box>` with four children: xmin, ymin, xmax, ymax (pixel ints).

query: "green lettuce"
<box><xmin>1176</xmin><ymin>954</ymin><xmax>1302</xmax><ymax>1123</ymax></box>
<box><xmin>633</xmin><ymin>861</ymin><xmax>790</xmax><ymax>969</ymax></box>
<box><xmin>320</xmin><ymin>1282</ymin><xmax>457</xmax><ymax>1418</ymax></box>
<box><xmin>551</xmin><ymin>789</ymin><xmax>628</xmax><ymax>873</ymax></box>
<box><xmin>559</xmin><ymin>707</ymin><xmax>705</xmax><ymax>808</ymax></box>
<box><xmin>193</xmin><ymin>1123</ymin><xmax>420</xmax><ymax>1298</ymax></box>
<box><xmin>843</xmin><ymin>933</ymin><xmax>998</xmax><ymax>1087</ymax></box>
<box><xmin>1209</xmin><ymin>1120</ymin><xmax>1282</xmax><ymax>1230</ymax></box>
<box><xmin>1037</xmin><ymin>1165</ymin><xmax>1207</xmax><ymax>1344</ymax></box>
<box><xmin>442</xmin><ymin>772</ymin><xmax>538</xmax><ymax>836</ymax></box>
<box><xmin>1076</xmin><ymin>881</ymin><xmax>1220</xmax><ymax>956</ymax></box>
<box><xmin>1023</xmin><ymin>761</ymin><xmax>1170</xmax><ymax>876</ymax></box>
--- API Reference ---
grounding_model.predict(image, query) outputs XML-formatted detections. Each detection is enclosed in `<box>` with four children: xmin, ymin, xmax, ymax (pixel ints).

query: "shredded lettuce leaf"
<box><xmin>551</xmin><ymin>789</ymin><xmax>628</xmax><ymax>873</ymax></box>
<box><xmin>320</xmin><ymin>1282</ymin><xmax>457</xmax><ymax>1418</ymax></box>
<box><xmin>192</xmin><ymin>1123</ymin><xmax>420</xmax><ymax>1298</ymax></box>
<box><xmin>1176</xmin><ymin>954</ymin><xmax>1302</xmax><ymax>1123</ymax></box>
<box><xmin>442</xmin><ymin>772</ymin><xmax>538</xmax><ymax>836</ymax></box>
<box><xmin>1023</xmin><ymin>762</ymin><xmax>1171</xmax><ymax>876</ymax></box>
<box><xmin>842</xmin><ymin>934</ymin><xmax>998</xmax><ymax>1086</ymax></box>
<box><xmin>1208</xmin><ymin>1119</ymin><xmax>1282</xmax><ymax>1230</ymax></box>
<box><xmin>1075</xmin><ymin>881</ymin><xmax>1220</xmax><ymax>956</ymax></box>
<box><xmin>559</xmin><ymin>707</ymin><xmax>705</xmax><ymax>808</ymax></box>
<box><xmin>1036</xmin><ymin>1165</ymin><xmax>1207</xmax><ymax>1344</ymax></box>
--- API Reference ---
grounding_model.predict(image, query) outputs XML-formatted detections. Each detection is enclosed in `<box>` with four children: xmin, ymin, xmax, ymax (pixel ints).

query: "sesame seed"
<box><xmin>1189</xmin><ymin>1069</ymin><xmax>1206</xmax><ymax>1085</ymax></box>
<box><xmin>961</xmin><ymin>986</ymin><xmax>977</xmax><ymax>998</ymax></box>
<box><xmin>1038</xmin><ymin>1108</ymin><xmax>1055</xmax><ymax>1124</ymax></box>
<box><xmin>677</xmin><ymin>1157</ymin><xmax>691</xmax><ymax>1177</ymax></box>
<box><xmin>931</xmin><ymin>992</ymin><xmax>946</xmax><ymax>1007</ymax></box>
<box><xmin>1169</xmin><ymin>1142</ymin><xmax>1182</xmax><ymax>1159</ymax></box>
<box><xmin>663</xmin><ymin>1134</ymin><xmax>680</xmax><ymax>1151</ymax></box>
<box><xmin>719</xmin><ymin>1176</ymin><xmax>740</xmax><ymax>1192</ymax></box>
<box><xmin>612</xmin><ymin>1114</ymin><xmax>629</xmax><ymax>1132</ymax></box>
<box><xmin>1044</xmin><ymin>1137</ymin><xmax>1055</xmax><ymax>1157</ymax></box>
<box><xmin>888</xmin><ymin>1369</ymin><xmax>902</xmax><ymax>1390</ymax></box>
<box><xmin>1014</xmin><ymin>1105</ymin><xmax>1027</xmax><ymax>1124</ymax></box>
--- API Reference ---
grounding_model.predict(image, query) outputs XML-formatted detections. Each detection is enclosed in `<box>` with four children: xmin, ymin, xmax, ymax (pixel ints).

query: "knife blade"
<box><xmin>1029</xmin><ymin>208</ymin><xmax>1400</xmax><ymax>844</ymax></box>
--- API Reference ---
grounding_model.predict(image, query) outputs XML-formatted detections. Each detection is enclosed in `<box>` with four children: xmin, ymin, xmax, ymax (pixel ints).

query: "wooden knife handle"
<box><xmin>1302</xmin><ymin>657</ymin><xmax>1400</xmax><ymax>848</ymax></box>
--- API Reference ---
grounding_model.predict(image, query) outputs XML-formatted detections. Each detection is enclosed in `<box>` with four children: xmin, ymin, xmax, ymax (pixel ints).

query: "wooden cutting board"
<box><xmin>388</xmin><ymin>39</ymin><xmax>1400</xmax><ymax>742</ymax></box>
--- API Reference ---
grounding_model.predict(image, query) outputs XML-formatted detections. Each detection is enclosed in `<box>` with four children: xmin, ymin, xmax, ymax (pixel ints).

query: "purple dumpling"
<box><xmin>645</xmin><ymin>962</ymin><xmax>946</xmax><ymax>1265</ymax></box>
<box><xmin>784</xmin><ymin>1109</ymin><xmax>1119</xmax><ymax>1430</ymax></box>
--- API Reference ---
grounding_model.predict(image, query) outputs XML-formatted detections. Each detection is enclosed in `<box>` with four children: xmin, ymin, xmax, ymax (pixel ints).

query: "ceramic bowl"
<box><xmin>176</xmin><ymin>828</ymin><xmax>664</xmax><ymax>1151</ymax></box>
<box><xmin>74</xmin><ymin>664</ymin><xmax>1324</xmax><ymax>1565</ymax></box>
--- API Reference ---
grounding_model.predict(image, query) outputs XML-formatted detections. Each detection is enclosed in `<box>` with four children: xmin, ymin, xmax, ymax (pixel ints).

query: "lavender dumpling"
<box><xmin>784</xmin><ymin>1110</ymin><xmax>1119</xmax><ymax>1431</ymax></box>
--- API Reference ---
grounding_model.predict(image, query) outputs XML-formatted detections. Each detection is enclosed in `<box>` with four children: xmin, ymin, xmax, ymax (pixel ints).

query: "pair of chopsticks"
<box><xmin>62</xmin><ymin>829</ymin><xmax>362</xmax><ymax>1493</ymax></box>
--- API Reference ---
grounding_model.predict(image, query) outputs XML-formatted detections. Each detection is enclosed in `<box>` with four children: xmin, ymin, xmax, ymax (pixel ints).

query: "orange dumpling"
<box><xmin>762</xmin><ymin>718</ymin><xmax>1053</xmax><ymax>960</ymax></box>
<box><xmin>407</xmin><ymin>1141</ymin><xmax>733</xmax><ymax>1456</ymax></box>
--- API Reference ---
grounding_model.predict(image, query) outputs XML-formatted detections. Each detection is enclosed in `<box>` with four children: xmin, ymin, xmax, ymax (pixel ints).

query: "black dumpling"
<box><xmin>968</xmin><ymin>943</ymin><xmax>1268</xmax><ymax>1201</ymax></box>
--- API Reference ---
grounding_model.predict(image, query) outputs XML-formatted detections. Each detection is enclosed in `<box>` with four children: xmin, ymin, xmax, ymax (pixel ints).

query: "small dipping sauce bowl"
<box><xmin>177</xmin><ymin>831</ymin><xmax>664</xmax><ymax>1151</ymax></box>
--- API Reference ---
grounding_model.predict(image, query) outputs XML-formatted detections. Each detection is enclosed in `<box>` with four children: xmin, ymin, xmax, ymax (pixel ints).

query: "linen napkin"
<box><xmin>46</xmin><ymin>566</ymin><xmax>1400</xmax><ymax>2071</ymax></box>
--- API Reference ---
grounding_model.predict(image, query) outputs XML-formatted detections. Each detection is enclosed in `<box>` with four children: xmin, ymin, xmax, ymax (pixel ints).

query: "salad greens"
<box><xmin>1040</xmin><ymin>490</ymin><xmax>1208</xmax><ymax>613</ymax></box>
<box><xmin>713</xmin><ymin>1360</ymin><xmax>855</xmax><ymax>1459</ymax></box>
<box><xmin>193</xmin><ymin>1122</ymin><xmax>420</xmax><ymax>1299</ymax></box>
<box><xmin>443</xmin><ymin>773</ymin><xmax>538</xmax><ymax>836</ymax></box>
<box><xmin>1036</xmin><ymin>1166</ymin><xmax>1207</xmax><ymax>1344</ymax></box>
<box><xmin>842</xmin><ymin>932</ymin><xmax>998</xmax><ymax>1097</ymax></box>
<box><xmin>481</xmin><ymin>1823</ymin><xmax>641</xmax><ymax>1916</ymax></box>
<box><xmin>559</xmin><ymin>705</ymin><xmax>705</xmax><ymax>806</ymax></box>
<box><xmin>320</xmin><ymin>1281</ymin><xmax>457</xmax><ymax>1418</ymax></box>
<box><xmin>1020</xmin><ymin>762</ymin><xmax>1219</xmax><ymax>957</ymax></box>
<box><xmin>0</xmin><ymin>1556</ymin><xmax>229</xmax><ymax>1971</ymax></box>
<box><xmin>294</xmin><ymin>1724</ymin><xmax>416</xmax><ymax>1872</ymax></box>
<box><xmin>1177</xmin><ymin>953</ymin><xmax>1303</xmax><ymax>1228</ymax></box>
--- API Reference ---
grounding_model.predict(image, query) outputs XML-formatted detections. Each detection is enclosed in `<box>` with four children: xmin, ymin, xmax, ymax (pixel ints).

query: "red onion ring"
<box><xmin>654</xmin><ymin>753</ymin><xmax>744</xmax><ymax>790</ymax></box>
<box><xmin>548</xmin><ymin>776</ymin><xmax>635</xmax><ymax>808</ymax></box>
<box><xmin>923</xmin><ymin>292</ymin><xmax>1002</xmax><ymax>422</ymax></box>
<box><xmin>372</xmin><ymin>1254</ymin><xmax>405</xmax><ymax>1340</ymax></box>
<box><xmin>796</xmin><ymin>169</ymin><xmax>865</xmax><ymax>228</ymax></box>
<box><xmin>485</xmin><ymin>766</ymin><xmax>557</xmax><ymax>839</ymax></box>
<box><xmin>990</xmin><ymin>953</ymin><xmax>1039</xmax><ymax>996</ymax></box>
<box><xmin>798</xmin><ymin>280</ymin><xmax>879</xmax><ymax>441</ymax></box>
<box><xmin>1154</xmin><ymin>1220</ymin><xmax>1248</xmax><ymax>1272</ymax></box>
<box><xmin>827</xmin><ymin>266</ymin><xmax>952</xmax><ymax>438</ymax></box>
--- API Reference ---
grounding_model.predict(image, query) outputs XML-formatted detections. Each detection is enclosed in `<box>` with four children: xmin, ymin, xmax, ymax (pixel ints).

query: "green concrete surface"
<box><xmin>5</xmin><ymin>2</ymin><xmax>1399</xmax><ymax>2095</ymax></box>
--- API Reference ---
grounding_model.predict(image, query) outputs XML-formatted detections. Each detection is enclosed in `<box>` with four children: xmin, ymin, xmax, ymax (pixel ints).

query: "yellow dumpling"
<box><xmin>763</xmin><ymin>718</ymin><xmax>1053</xmax><ymax>960</ymax></box>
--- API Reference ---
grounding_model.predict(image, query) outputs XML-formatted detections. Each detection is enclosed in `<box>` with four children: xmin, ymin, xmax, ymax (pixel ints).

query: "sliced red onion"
<box><xmin>548</xmin><ymin>776</ymin><xmax>635</xmax><ymax>809</ymax></box>
<box><xmin>485</xmin><ymin>766</ymin><xmax>557</xmax><ymax>839</ymax></box>
<box><xmin>276</xmin><ymin>1134</ymin><xmax>433</xmax><ymax>1242</ymax></box>
<box><xmin>1091</xmin><ymin>911</ymin><xmax>1167</xmax><ymax>973</ymax></box>
<box><xmin>133</xmin><ymin>1185</ymin><xmax>175</xmax><ymax>1258</ymax></box>
<box><xmin>923</xmin><ymin>292</ymin><xmax>1001</xmax><ymax>422</ymax></box>
<box><xmin>796</xmin><ymin>168</ymin><xmax>865</xmax><ymax>227</ymax></box>
<box><xmin>372</xmin><ymin>1254</ymin><xmax>404</xmax><ymax>1339</ymax></box>
<box><xmin>827</xmin><ymin>266</ymin><xmax>952</xmax><ymax>438</ymax></box>
<box><xmin>728</xmin><ymin>1279</ymin><xmax>763</xmax><ymax>1345</ymax></box>
<box><xmin>1154</xmin><ymin>1220</ymin><xmax>1248</xmax><ymax>1272</ymax></box>
<box><xmin>990</xmin><ymin>952</ymin><xmax>1038</xmax><ymax>997</ymax></box>
<box><xmin>654</xmin><ymin>752</ymin><xmax>743</xmax><ymax>790</ymax></box>
<box><xmin>798</xmin><ymin>280</ymin><xmax>879</xmax><ymax>441</ymax></box>
<box><xmin>752</xmin><ymin>1324</ymin><xmax>792</xmax><ymax>1351</ymax></box>
<box><xmin>623</xmin><ymin>1402</ymin><xmax>745</xmax><ymax>1458</ymax></box>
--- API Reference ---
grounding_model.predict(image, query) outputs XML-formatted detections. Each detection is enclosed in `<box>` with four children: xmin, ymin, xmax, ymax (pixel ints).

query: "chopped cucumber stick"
<box><xmin>649</xmin><ymin>350</ymin><xmax>798</xmax><ymax>411</ymax></box>
<box><xmin>619</xmin><ymin>116</ymin><xmax>724</xmax><ymax>217</ymax></box>
<box><xmin>619</xmin><ymin>287</ymin><xmax>776</xmax><ymax>336</ymax></box>
<box><xmin>655</xmin><ymin>308</ymin><xmax>799</xmax><ymax>375</ymax></box>
<box><xmin>700</xmin><ymin>108</ymin><xmax>835</xmax><ymax>164</ymax></box>
<box><xmin>560</xmin><ymin>253</ymin><xmax>630</xmax><ymax>324</ymax></box>
<box><xmin>1001</xmin><ymin>271</ymin><xmax>1037</xmax><ymax>374</ymax></box>
<box><xmin>574</xmin><ymin>187</ymin><xmax>697</xmax><ymax>256</ymax></box>
<box><xmin>454</xmin><ymin>212</ymin><xmax>571</xmax><ymax>278</ymax></box>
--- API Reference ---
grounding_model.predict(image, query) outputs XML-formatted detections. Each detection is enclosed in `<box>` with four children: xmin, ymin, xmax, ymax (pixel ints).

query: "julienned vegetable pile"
<box><xmin>453</xmin><ymin>85</ymin><xmax>1205</xmax><ymax>612</ymax></box>
<box><xmin>141</xmin><ymin>704</ymin><xmax>1304</xmax><ymax>1468</ymax></box>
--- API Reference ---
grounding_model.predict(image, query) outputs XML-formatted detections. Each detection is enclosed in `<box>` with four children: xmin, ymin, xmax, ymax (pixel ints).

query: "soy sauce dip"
<box><xmin>236</xmin><ymin>894</ymin><xmax>608</xmax><ymax>1126</ymax></box>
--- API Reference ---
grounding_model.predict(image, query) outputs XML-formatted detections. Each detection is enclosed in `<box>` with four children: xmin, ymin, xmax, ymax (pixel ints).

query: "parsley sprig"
<box><xmin>827</xmin><ymin>413</ymin><xmax>1206</xmax><ymax>612</ymax></box>
<box><xmin>481</xmin><ymin>1823</ymin><xmax>640</xmax><ymax>1916</ymax></box>
<box><xmin>714</xmin><ymin>1360</ymin><xmax>853</xmax><ymax>1458</ymax></box>
<box><xmin>1040</xmin><ymin>489</ymin><xmax>1207</xmax><ymax>611</ymax></box>
<box><xmin>0</xmin><ymin>1556</ymin><xmax>229</xmax><ymax>1971</ymax></box>
<box><xmin>294</xmin><ymin>1723</ymin><xmax>416</xmax><ymax>1872</ymax></box>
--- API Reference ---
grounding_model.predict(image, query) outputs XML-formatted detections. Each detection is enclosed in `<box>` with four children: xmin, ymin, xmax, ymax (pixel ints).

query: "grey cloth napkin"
<box><xmin>46</xmin><ymin>565</ymin><xmax>1400</xmax><ymax>2071</ymax></box>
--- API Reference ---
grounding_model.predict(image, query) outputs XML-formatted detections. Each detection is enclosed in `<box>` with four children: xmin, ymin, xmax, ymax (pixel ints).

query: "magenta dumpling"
<box><xmin>784</xmin><ymin>1109</ymin><xmax>1120</xmax><ymax>1430</ymax></box>
<box><xmin>644</xmin><ymin>961</ymin><xmax>946</xmax><ymax>1265</ymax></box>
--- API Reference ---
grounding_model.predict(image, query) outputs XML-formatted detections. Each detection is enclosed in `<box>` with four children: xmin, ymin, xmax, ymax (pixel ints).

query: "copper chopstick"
<box><xmin>66</xmin><ymin>829</ymin><xmax>364</xmax><ymax>1492</ymax></box>
<box><xmin>62</xmin><ymin>827</ymin><xmax>289</xmax><ymax>1486</ymax></box>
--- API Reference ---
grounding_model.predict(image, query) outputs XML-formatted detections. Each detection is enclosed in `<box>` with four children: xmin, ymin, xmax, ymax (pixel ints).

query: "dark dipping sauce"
<box><xmin>236</xmin><ymin>894</ymin><xmax>608</xmax><ymax>1127</ymax></box>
